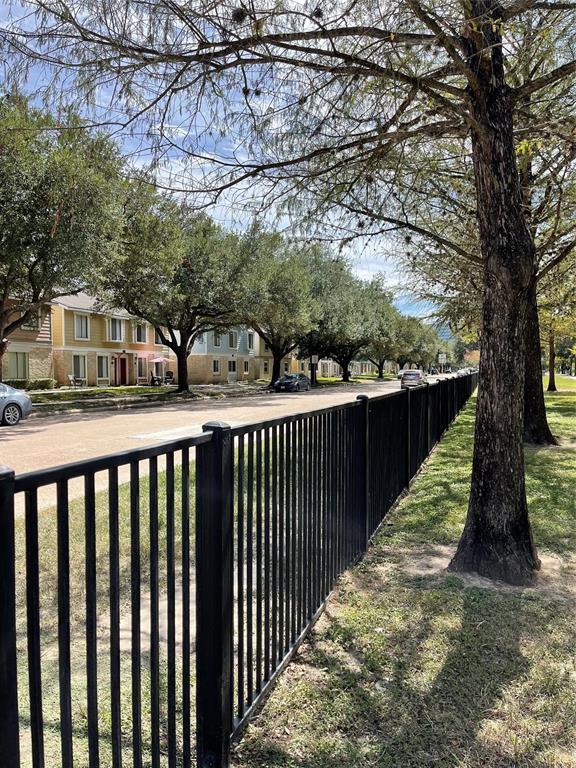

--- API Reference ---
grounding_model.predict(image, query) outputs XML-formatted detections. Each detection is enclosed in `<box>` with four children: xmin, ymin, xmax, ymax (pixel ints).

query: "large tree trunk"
<box><xmin>523</xmin><ymin>280</ymin><xmax>558</xmax><ymax>444</ymax></box>
<box><xmin>377</xmin><ymin>360</ymin><xmax>385</xmax><ymax>379</ymax></box>
<box><xmin>547</xmin><ymin>329</ymin><xmax>557</xmax><ymax>392</ymax></box>
<box><xmin>271</xmin><ymin>354</ymin><xmax>282</xmax><ymax>387</ymax></box>
<box><xmin>339</xmin><ymin>359</ymin><xmax>352</xmax><ymax>382</ymax></box>
<box><xmin>448</xmin><ymin>60</ymin><xmax>540</xmax><ymax>584</ymax></box>
<box><xmin>0</xmin><ymin>337</ymin><xmax>6</xmax><ymax>383</ymax></box>
<box><xmin>176</xmin><ymin>348</ymin><xmax>189</xmax><ymax>392</ymax></box>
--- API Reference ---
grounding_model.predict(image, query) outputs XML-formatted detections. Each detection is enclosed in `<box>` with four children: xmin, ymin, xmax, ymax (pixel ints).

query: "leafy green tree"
<box><xmin>238</xmin><ymin>229</ymin><xmax>316</xmax><ymax>385</ymax></box>
<box><xmin>103</xmin><ymin>184</ymin><xmax>243</xmax><ymax>391</ymax></box>
<box><xmin>11</xmin><ymin>1</ymin><xmax>576</xmax><ymax>581</ymax></box>
<box><xmin>363</xmin><ymin>279</ymin><xmax>401</xmax><ymax>379</ymax></box>
<box><xmin>0</xmin><ymin>96</ymin><xmax>123</xmax><ymax>380</ymax></box>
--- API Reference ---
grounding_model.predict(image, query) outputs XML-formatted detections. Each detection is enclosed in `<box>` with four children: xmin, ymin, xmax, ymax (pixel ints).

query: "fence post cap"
<box><xmin>202</xmin><ymin>421</ymin><xmax>231</xmax><ymax>433</ymax></box>
<box><xmin>356</xmin><ymin>394</ymin><xmax>369</xmax><ymax>402</ymax></box>
<box><xmin>0</xmin><ymin>465</ymin><xmax>15</xmax><ymax>480</ymax></box>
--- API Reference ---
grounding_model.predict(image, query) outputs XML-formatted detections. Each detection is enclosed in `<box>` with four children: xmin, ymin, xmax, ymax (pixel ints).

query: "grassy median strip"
<box><xmin>233</xmin><ymin>389</ymin><xmax>576</xmax><ymax>768</ymax></box>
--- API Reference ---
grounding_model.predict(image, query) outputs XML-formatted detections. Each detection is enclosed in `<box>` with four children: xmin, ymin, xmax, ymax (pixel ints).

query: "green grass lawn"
<box><xmin>233</xmin><ymin>391</ymin><xmax>576</xmax><ymax>768</ymax></box>
<box><xmin>543</xmin><ymin>373</ymin><xmax>576</xmax><ymax>392</ymax></box>
<box><xmin>15</xmin><ymin>462</ymin><xmax>195</xmax><ymax>766</ymax></box>
<box><xmin>30</xmin><ymin>385</ymin><xmax>176</xmax><ymax>403</ymax></box>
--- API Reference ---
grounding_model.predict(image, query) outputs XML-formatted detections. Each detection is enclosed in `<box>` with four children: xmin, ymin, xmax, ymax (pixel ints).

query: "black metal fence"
<box><xmin>0</xmin><ymin>374</ymin><xmax>477</xmax><ymax>768</ymax></box>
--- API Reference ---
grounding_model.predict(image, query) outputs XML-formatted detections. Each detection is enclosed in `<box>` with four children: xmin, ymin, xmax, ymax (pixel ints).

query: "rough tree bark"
<box><xmin>0</xmin><ymin>338</ymin><xmax>6</xmax><ymax>383</ymax></box>
<box><xmin>335</xmin><ymin>358</ymin><xmax>352</xmax><ymax>382</ymax></box>
<box><xmin>523</xmin><ymin>280</ymin><xmax>558</xmax><ymax>444</ymax></box>
<box><xmin>271</xmin><ymin>354</ymin><xmax>282</xmax><ymax>386</ymax></box>
<box><xmin>448</xmin><ymin>29</ymin><xmax>540</xmax><ymax>584</ymax></box>
<box><xmin>376</xmin><ymin>360</ymin><xmax>385</xmax><ymax>379</ymax></box>
<box><xmin>547</xmin><ymin>328</ymin><xmax>557</xmax><ymax>391</ymax></box>
<box><xmin>175</xmin><ymin>348</ymin><xmax>189</xmax><ymax>392</ymax></box>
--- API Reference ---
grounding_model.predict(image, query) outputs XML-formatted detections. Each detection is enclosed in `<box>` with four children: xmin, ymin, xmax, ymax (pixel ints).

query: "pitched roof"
<box><xmin>53</xmin><ymin>293</ymin><xmax>132</xmax><ymax>318</ymax></box>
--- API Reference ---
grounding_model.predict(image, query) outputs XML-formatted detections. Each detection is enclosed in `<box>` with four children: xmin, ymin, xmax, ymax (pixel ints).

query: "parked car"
<box><xmin>400</xmin><ymin>369</ymin><xmax>427</xmax><ymax>389</ymax></box>
<box><xmin>430</xmin><ymin>367</ymin><xmax>438</xmax><ymax>375</ymax></box>
<box><xmin>0</xmin><ymin>383</ymin><xmax>33</xmax><ymax>425</ymax></box>
<box><xmin>274</xmin><ymin>373</ymin><xmax>311</xmax><ymax>392</ymax></box>
<box><xmin>456</xmin><ymin>368</ymin><xmax>469</xmax><ymax>377</ymax></box>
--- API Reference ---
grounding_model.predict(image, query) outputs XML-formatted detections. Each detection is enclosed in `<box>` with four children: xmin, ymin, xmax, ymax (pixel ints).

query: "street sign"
<box><xmin>311</xmin><ymin>355</ymin><xmax>319</xmax><ymax>364</ymax></box>
<box><xmin>438</xmin><ymin>353</ymin><xmax>447</xmax><ymax>364</ymax></box>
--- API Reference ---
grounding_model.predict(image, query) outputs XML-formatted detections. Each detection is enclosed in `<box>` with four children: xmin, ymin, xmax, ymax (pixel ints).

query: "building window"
<box><xmin>109</xmin><ymin>318</ymin><xmax>123</xmax><ymax>341</ymax></box>
<box><xmin>263</xmin><ymin>360</ymin><xmax>269</xmax><ymax>374</ymax></box>
<box><xmin>284</xmin><ymin>362</ymin><xmax>289</xmax><ymax>373</ymax></box>
<box><xmin>228</xmin><ymin>330</ymin><xmax>238</xmax><ymax>349</ymax></box>
<box><xmin>97</xmin><ymin>355</ymin><xmax>109</xmax><ymax>379</ymax></box>
<box><xmin>248</xmin><ymin>332</ymin><xmax>254</xmax><ymax>350</ymax></box>
<box><xmin>134</xmin><ymin>323</ymin><xmax>147</xmax><ymax>343</ymax></box>
<box><xmin>213</xmin><ymin>359</ymin><xmax>220</xmax><ymax>374</ymax></box>
<box><xmin>137</xmin><ymin>357</ymin><xmax>147</xmax><ymax>379</ymax></box>
<box><xmin>6</xmin><ymin>351</ymin><xmax>28</xmax><ymax>379</ymax></box>
<box><xmin>214</xmin><ymin>332</ymin><xmax>221</xmax><ymax>347</ymax></box>
<box><xmin>22</xmin><ymin>311</ymin><xmax>40</xmax><ymax>331</ymax></box>
<box><xmin>228</xmin><ymin>360</ymin><xmax>237</xmax><ymax>373</ymax></box>
<box><xmin>155</xmin><ymin>328</ymin><xmax>163</xmax><ymax>344</ymax></box>
<box><xmin>300</xmin><ymin>362</ymin><xmax>305</xmax><ymax>372</ymax></box>
<box><xmin>154</xmin><ymin>362</ymin><xmax>163</xmax><ymax>377</ymax></box>
<box><xmin>243</xmin><ymin>360</ymin><xmax>250</xmax><ymax>374</ymax></box>
<box><xmin>73</xmin><ymin>354</ymin><xmax>86</xmax><ymax>380</ymax></box>
<box><xmin>74</xmin><ymin>314</ymin><xmax>89</xmax><ymax>340</ymax></box>
<box><xmin>197</xmin><ymin>333</ymin><xmax>204</xmax><ymax>344</ymax></box>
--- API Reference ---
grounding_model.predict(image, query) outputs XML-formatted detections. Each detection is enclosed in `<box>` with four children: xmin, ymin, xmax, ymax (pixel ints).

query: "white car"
<box><xmin>400</xmin><ymin>369</ymin><xmax>427</xmax><ymax>389</ymax></box>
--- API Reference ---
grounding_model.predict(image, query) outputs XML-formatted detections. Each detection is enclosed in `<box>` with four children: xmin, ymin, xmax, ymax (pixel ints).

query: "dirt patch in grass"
<box><xmin>375</xmin><ymin>542</ymin><xmax>576</xmax><ymax>605</ymax></box>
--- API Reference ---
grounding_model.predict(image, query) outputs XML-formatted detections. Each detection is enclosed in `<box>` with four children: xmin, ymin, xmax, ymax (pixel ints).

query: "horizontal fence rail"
<box><xmin>0</xmin><ymin>373</ymin><xmax>477</xmax><ymax>768</ymax></box>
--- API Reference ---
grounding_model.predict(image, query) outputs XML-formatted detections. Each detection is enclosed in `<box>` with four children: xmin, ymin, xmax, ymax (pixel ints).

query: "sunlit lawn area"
<box><xmin>29</xmin><ymin>385</ymin><xmax>176</xmax><ymax>403</ymax></box>
<box><xmin>543</xmin><ymin>373</ymin><xmax>576</xmax><ymax>391</ymax></box>
<box><xmin>233</xmin><ymin>391</ymin><xmax>576</xmax><ymax>768</ymax></box>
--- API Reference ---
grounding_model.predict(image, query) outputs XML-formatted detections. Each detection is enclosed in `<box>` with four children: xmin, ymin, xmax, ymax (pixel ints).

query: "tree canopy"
<box><xmin>0</xmin><ymin>95</ymin><xmax>123</xmax><ymax>379</ymax></box>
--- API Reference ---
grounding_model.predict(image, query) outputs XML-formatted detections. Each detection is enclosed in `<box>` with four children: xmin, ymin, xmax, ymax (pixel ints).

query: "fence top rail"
<box><xmin>13</xmin><ymin>431</ymin><xmax>213</xmax><ymax>494</ymax></box>
<box><xmin>12</xmin><ymin>374</ymin><xmax>476</xmax><ymax>493</ymax></box>
<box><xmin>228</xmin><ymin>384</ymin><xmax>420</xmax><ymax>438</ymax></box>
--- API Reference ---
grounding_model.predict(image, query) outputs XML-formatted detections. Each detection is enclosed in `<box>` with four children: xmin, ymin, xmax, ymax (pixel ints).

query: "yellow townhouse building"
<box><xmin>1</xmin><ymin>301</ymin><xmax>53</xmax><ymax>382</ymax></box>
<box><xmin>50</xmin><ymin>294</ymin><xmax>175</xmax><ymax>387</ymax></box>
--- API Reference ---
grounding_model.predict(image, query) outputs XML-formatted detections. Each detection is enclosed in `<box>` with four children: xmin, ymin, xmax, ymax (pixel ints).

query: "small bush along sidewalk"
<box><xmin>233</xmin><ymin>391</ymin><xmax>576</xmax><ymax>768</ymax></box>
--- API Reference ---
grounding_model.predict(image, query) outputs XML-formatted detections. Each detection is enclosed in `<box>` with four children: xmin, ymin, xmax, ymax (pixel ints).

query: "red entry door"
<box><xmin>118</xmin><ymin>358</ymin><xmax>127</xmax><ymax>385</ymax></box>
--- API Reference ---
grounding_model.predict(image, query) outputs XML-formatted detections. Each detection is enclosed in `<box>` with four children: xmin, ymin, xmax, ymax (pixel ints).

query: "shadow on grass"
<box><xmin>235</xmin><ymin>586</ymin><xmax>536</xmax><ymax>768</ymax></box>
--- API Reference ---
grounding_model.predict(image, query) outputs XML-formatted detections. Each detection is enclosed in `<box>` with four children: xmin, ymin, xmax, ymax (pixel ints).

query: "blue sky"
<box><xmin>0</xmin><ymin>1</ymin><xmax>426</xmax><ymax>315</ymax></box>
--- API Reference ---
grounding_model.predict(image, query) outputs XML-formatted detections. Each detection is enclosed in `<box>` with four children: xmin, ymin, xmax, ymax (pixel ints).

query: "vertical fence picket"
<box><xmin>0</xmin><ymin>466</ymin><xmax>20</xmax><ymax>768</ymax></box>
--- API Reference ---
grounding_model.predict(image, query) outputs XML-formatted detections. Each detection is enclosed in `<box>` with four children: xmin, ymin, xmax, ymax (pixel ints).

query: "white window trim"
<box><xmin>248</xmin><ymin>332</ymin><xmax>254</xmax><ymax>351</ymax></box>
<box><xmin>228</xmin><ymin>359</ymin><xmax>237</xmax><ymax>373</ymax></box>
<box><xmin>243</xmin><ymin>360</ymin><xmax>250</xmax><ymax>374</ymax></box>
<box><xmin>136</xmin><ymin>356</ymin><xmax>148</xmax><ymax>379</ymax></box>
<box><xmin>213</xmin><ymin>332</ymin><xmax>221</xmax><ymax>348</ymax></box>
<box><xmin>6</xmin><ymin>351</ymin><xmax>29</xmax><ymax>379</ymax></box>
<box><xmin>72</xmin><ymin>353</ymin><xmax>88</xmax><ymax>381</ymax></box>
<box><xmin>154</xmin><ymin>329</ymin><xmax>164</xmax><ymax>345</ymax></box>
<box><xmin>133</xmin><ymin>322</ymin><xmax>147</xmax><ymax>344</ymax></box>
<box><xmin>228</xmin><ymin>330</ymin><xmax>238</xmax><ymax>349</ymax></box>
<box><xmin>109</xmin><ymin>318</ymin><xmax>124</xmax><ymax>342</ymax></box>
<box><xmin>74</xmin><ymin>312</ymin><xmax>90</xmax><ymax>341</ymax></box>
<box><xmin>96</xmin><ymin>354</ymin><xmax>110</xmax><ymax>382</ymax></box>
<box><xmin>212</xmin><ymin>359</ymin><xmax>221</xmax><ymax>374</ymax></box>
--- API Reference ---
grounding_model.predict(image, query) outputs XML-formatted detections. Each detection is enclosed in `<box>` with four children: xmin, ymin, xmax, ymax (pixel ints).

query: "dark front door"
<box><xmin>118</xmin><ymin>357</ymin><xmax>127</xmax><ymax>385</ymax></box>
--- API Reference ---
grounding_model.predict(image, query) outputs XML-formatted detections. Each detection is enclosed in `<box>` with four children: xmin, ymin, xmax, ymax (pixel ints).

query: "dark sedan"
<box><xmin>274</xmin><ymin>373</ymin><xmax>312</xmax><ymax>392</ymax></box>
